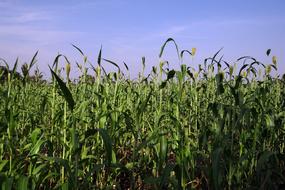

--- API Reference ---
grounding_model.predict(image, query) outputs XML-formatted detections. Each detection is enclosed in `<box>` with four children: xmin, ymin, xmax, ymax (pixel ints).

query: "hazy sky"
<box><xmin>0</xmin><ymin>0</ymin><xmax>285</xmax><ymax>77</ymax></box>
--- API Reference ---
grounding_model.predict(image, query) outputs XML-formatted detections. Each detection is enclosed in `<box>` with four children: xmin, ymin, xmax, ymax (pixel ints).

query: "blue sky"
<box><xmin>0</xmin><ymin>0</ymin><xmax>285</xmax><ymax>77</ymax></box>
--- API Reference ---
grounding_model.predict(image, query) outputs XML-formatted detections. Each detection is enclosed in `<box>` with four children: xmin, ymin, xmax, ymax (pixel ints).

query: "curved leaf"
<box><xmin>71</xmin><ymin>44</ymin><xmax>84</xmax><ymax>56</ymax></box>
<box><xmin>49</xmin><ymin>66</ymin><xmax>75</xmax><ymax>111</ymax></box>
<box><xmin>159</xmin><ymin>38</ymin><xmax>180</xmax><ymax>60</ymax></box>
<box><xmin>102</xmin><ymin>58</ymin><xmax>120</xmax><ymax>72</ymax></box>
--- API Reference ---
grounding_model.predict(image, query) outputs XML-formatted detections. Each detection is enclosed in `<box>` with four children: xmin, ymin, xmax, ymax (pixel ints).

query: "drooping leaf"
<box><xmin>180</xmin><ymin>50</ymin><xmax>192</xmax><ymax>60</ymax></box>
<box><xmin>49</xmin><ymin>66</ymin><xmax>75</xmax><ymax>111</ymax></box>
<box><xmin>187</xmin><ymin>70</ymin><xmax>195</xmax><ymax>81</ymax></box>
<box><xmin>159</xmin><ymin>38</ymin><xmax>180</xmax><ymax>60</ymax></box>
<box><xmin>123</xmin><ymin>62</ymin><xmax>129</xmax><ymax>71</ymax></box>
<box><xmin>238</xmin><ymin>64</ymin><xmax>249</xmax><ymax>76</ymax></box>
<box><xmin>270</xmin><ymin>64</ymin><xmax>277</xmax><ymax>71</ymax></box>
<box><xmin>237</xmin><ymin>56</ymin><xmax>256</xmax><ymax>62</ymax></box>
<box><xmin>71</xmin><ymin>44</ymin><xmax>84</xmax><ymax>56</ymax></box>
<box><xmin>102</xmin><ymin>58</ymin><xmax>120</xmax><ymax>72</ymax></box>
<box><xmin>210</xmin><ymin>48</ymin><xmax>223</xmax><ymax>66</ymax></box>
<box><xmin>0</xmin><ymin>58</ymin><xmax>9</xmax><ymax>70</ymax></box>
<box><xmin>52</xmin><ymin>54</ymin><xmax>63</xmax><ymax>69</ymax></box>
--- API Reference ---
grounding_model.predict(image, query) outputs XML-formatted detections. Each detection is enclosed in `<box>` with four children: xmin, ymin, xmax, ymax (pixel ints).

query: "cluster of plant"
<box><xmin>0</xmin><ymin>39</ymin><xmax>284</xmax><ymax>189</ymax></box>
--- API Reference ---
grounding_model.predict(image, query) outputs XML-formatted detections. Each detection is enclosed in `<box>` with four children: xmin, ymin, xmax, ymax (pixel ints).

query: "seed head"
<box><xmin>8</xmin><ymin>72</ymin><xmax>11</xmax><ymax>82</ymax></box>
<box><xmin>192</xmin><ymin>48</ymin><xmax>197</xmax><ymax>56</ymax></box>
<box><xmin>272</xmin><ymin>56</ymin><xmax>277</xmax><ymax>66</ymax></box>
<box><xmin>66</xmin><ymin>62</ymin><xmax>71</xmax><ymax>79</ymax></box>
<box><xmin>266</xmin><ymin>65</ymin><xmax>272</xmax><ymax>75</ymax></box>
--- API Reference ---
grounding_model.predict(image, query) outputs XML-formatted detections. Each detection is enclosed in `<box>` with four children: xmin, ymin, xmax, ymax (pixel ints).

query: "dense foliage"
<box><xmin>0</xmin><ymin>39</ymin><xmax>285</xmax><ymax>189</ymax></box>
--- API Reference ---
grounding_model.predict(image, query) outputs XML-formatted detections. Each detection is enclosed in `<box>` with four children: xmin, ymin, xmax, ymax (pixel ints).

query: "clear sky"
<box><xmin>0</xmin><ymin>0</ymin><xmax>285</xmax><ymax>77</ymax></box>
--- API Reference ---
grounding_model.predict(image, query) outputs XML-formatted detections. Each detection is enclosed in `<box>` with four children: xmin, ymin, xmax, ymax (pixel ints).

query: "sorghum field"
<box><xmin>0</xmin><ymin>39</ymin><xmax>285</xmax><ymax>189</ymax></box>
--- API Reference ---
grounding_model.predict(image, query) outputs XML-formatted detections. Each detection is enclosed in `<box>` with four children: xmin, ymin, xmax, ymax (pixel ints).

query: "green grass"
<box><xmin>0</xmin><ymin>38</ymin><xmax>284</xmax><ymax>189</ymax></box>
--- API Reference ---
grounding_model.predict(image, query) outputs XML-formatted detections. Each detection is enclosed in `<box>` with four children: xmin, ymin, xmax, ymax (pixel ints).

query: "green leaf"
<box><xmin>123</xmin><ymin>62</ymin><xmax>129</xmax><ymax>71</ymax></box>
<box><xmin>209</xmin><ymin>48</ymin><xmax>223</xmax><ymax>66</ymax></box>
<box><xmin>0</xmin><ymin>160</ymin><xmax>8</xmax><ymax>172</ymax></box>
<box><xmin>160</xmin><ymin>134</ymin><xmax>168</xmax><ymax>161</ymax></box>
<box><xmin>135</xmin><ymin>132</ymin><xmax>167</xmax><ymax>156</ymax></box>
<box><xmin>98</xmin><ymin>45</ymin><xmax>102</xmax><ymax>67</ymax></box>
<box><xmin>70</xmin><ymin>127</ymin><xmax>79</xmax><ymax>151</ymax></box>
<box><xmin>29</xmin><ymin>137</ymin><xmax>45</xmax><ymax>155</ymax></box>
<box><xmin>49</xmin><ymin>66</ymin><xmax>75</xmax><ymax>111</ymax></box>
<box><xmin>61</xmin><ymin>182</ymin><xmax>69</xmax><ymax>190</ymax></box>
<box><xmin>52</xmin><ymin>54</ymin><xmax>62</xmax><ymax>69</ymax></box>
<box><xmin>266</xmin><ymin>49</ymin><xmax>271</xmax><ymax>56</ymax></box>
<box><xmin>137</xmin><ymin>90</ymin><xmax>152</xmax><ymax>114</ymax></box>
<box><xmin>238</xmin><ymin>64</ymin><xmax>249</xmax><ymax>77</ymax></box>
<box><xmin>0</xmin><ymin>58</ymin><xmax>9</xmax><ymax>70</ymax></box>
<box><xmin>180</xmin><ymin>50</ymin><xmax>193</xmax><ymax>60</ymax></box>
<box><xmin>30</xmin><ymin>128</ymin><xmax>41</xmax><ymax>145</ymax></box>
<box><xmin>270</xmin><ymin>64</ymin><xmax>277</xmax><ymax>71</ymax></box>
<box><xmin>32</xmin><ymin>164</ymin><xmax>47</xmax><ymax>176</ymax></box>
<box><xmin>212</xmin><ymin>148</ymin><xmax>223</xmax><ymax>190</ymax></box>
<box><xmin>2</xmin><ymin>177</ymin><xmax>13</xmax><ymax>190</ymax></box>
<box><xmin>159</xmin><ymin>134</ymin><xmax>168</xmax><ymax>170</ymax></box>
<box><xmin>17</xmin><ymin>176</ymin><xmax>29</xmax><ymax>190</ymax></box>
<box><xmin>71</xmin><ymin>44</ymin><xmax>84</xmax><ymax>56</ymax></box>
<box><xmin>12</xmin><ymin>58</ymin><xmax>18</xmax><ymax>75</ymax></box>
<box><xmin>98</xmin><ymin>128</ymin><xmax>116</xmax><ymax>165</ymax></box>
<box><xmin>29</xmin><ymin>51</ymin><xmax>38</xmax><ymax>70</ymax></box>
<box><xmin>159</xmin><ymin>38</ymin><xmax>180</xmax><ymax>60</ymax></box>
<box><xmin>265</xmin><ymin>114</ymin><xmax>274</xmax><ymax>128</ymax></box>
<box><xmin>102</xmin><ymin>58</ymin><xmax>120</xmax><ymax>72</ymax></box>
